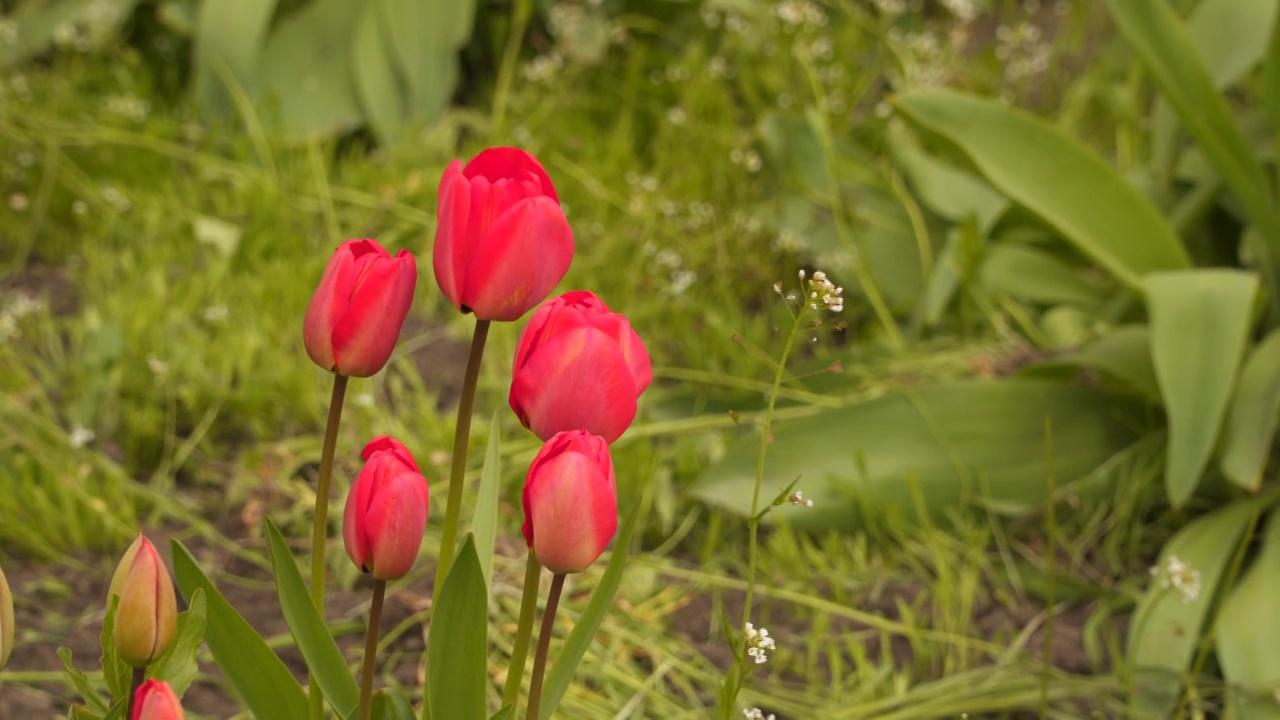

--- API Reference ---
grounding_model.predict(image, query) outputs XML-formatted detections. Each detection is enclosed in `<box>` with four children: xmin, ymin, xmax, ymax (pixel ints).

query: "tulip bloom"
<box><xmin>132</xmin><ymin>679</ymin><xmax>185</xmax><ymax>720</ymax></box>
<box><xmin>108</xmin><ymin>535</ymin><xmax>177</xmax><ymax>668</ymax></box>
<box><xmin>433</xmin><ymin>147</ymin><xmax>574</xmax><ymax>322</ymax></box>
<box><xmin>343</xmin><ymin>436</ymin><xmax>430</xmax><ymax>581</ymax></box>
<box><xmin>509</xmin><ymin>291</ymin><xmax>652</xmax><ymax>443</ymax></box>
<box><xmin>303</xmin><ymin>238</ymin><xmax>418</xmax><ymax>377</ymax></box>
<box><xmin>0</xmin><ymin>564</ymin><xmax>12</xmax><ymax>670</ymax></box>
<box><xmin>522</xmin><ymin>431</ymin><xmax>617</xmax><ymax>574</ymax></box>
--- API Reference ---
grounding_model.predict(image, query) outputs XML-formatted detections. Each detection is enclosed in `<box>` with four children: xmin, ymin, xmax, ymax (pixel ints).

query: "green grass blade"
<box><xmin>1145</xmin><ymin>270</ymin><xmax>1259</xmax><ymax>504</ymax></box>
<box><xmin>1221</xmin><ymin>328</ymin><xmax>1280</xmax><ymax>490</ymax></box>
<box><xmin>471</xmin><ymin>413</ymin><xmax>503</xmax><ymax>594</ymax></box>
<box><xmin>371</xmin><ymin>689</ymin><xmax>417</xmax><ymax>720</ymax></box>
<box><xmin>263</xmin><ymin>519</ymin><xmax>360</xmax><ymax>719</ymax></box>
<box><xmin>170</xmin><ymin>540</ymin><xmax>309</xmax><ymax>720</ymax></box>
<box><xmin>895</xmin><ymin>88</ymin><xmax>1190</xmax><ymax>289</ymax></box>
<box><xmin>1216</xmin><ymin>509</ymin><xmax>1280</xmax><ymax>718</ymax></box>
<box><xmin>539</xmin><ymin>502</ymin><xmax>640</xmax><ymax>718</ymax></box>
<box><xmin>426</xmin><ymin>535</ymin><xmax>487</xmax><ymax>720</ymax></box>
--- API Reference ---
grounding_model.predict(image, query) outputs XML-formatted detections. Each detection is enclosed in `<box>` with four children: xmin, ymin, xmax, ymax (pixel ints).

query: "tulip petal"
<box><xmin>461</xmin><ymin>197</ymin><xmax>574</xmax><ymax>322</ymax></box>
<box><xmin>525</xmin><ymin>440</ymin><xmax>617</xmax><ymax>574</ymax></box>
<box><xmin>331</xmin><ymin>251</ymin><xmax>418</xmax><ymax>377</ymax></box>
<box><xmin>364</xmin><ymin>473</ymin><xmax>430</xmax><ymax>580</ymax></box>
<box><xmin>463</xmin><ymin>147</ymin><xmax>560</xmax><ymax>203</ymax></box>
<box><xmin>433</xmin><ymin>162</ymin><xmax>470</xmax><ymax>311</ymax></box>
<box><xmin>510</xmin><ymin>327</ymin><xmax>638</xmax><ymax>442</ymax></box>
<box><xmin>303</xmin><ymin>245</ymin><xmax>362</xmax><ymax>371</ymax></box>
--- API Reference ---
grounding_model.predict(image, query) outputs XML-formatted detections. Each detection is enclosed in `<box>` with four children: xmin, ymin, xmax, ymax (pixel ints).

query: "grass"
<box><xmin>0</xmin><ymin>1</ymin><xmax>1217</xmax><ymax>718</ymax></box>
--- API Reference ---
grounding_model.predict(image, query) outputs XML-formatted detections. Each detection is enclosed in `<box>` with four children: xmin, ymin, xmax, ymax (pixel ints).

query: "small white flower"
<box><xmin>354</xmin><ymin>392</ymin><xmax>376</xmax><ymax>409</ymax></box>
<box><xmin>789</xmin><ymin>490</ymin><xmax>814</xmax><ymax>507</ymax></box>
<box><xmin>743</xmin><ymin>709</ymin><xmax>776</xmax><ymax>720</ymax></box>
<box><xmin>1150</xmin><ymin>554</ymin><xmax>1201</xmax><ymax>604</ymax></box>
<box><xmin>69</xmin><ymin>424</ymin><xmax>96</xmax><ymax>449</ymax></box>
<box><xmin>147</xmin><ymin>354</ymin><xmax>169</xmax><ymax>378</ymax></box>
<box><xmin>744</xmin><ymin>622</ymin><xmax>776</xmax><ymax>664</ymax></box>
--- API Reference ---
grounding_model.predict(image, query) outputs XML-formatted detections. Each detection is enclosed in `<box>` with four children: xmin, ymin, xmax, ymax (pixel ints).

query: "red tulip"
<box><xmin>108</xmin><ymin>535</ymin><xmax>177</xmax><ymax>668</ymax></box>
<box><xmin>509</xmin><ymin>291</ymin><xmax>652</xmax><ymax>443</ymax></box>
<box><xmin>343</xmin><ymin>436</ymin><xmax>430</xmax><ymax>581</ymax></box>
<box><xmin>522</xmin><ymin>431</ymin><xmax>617</xmax><ymax>574</ymax></box>
<box><xmin>303</xmin><ymin>238</ymin><xmax>418</xmax><ymax>377</ymax></box>
<box><xmin>433</xmin><ymin>147</ymin><xmax>574</xmax><ymax>322</ymax></box>
<box><xmin>131</xmin><ymin>679</ymin><xmax>185</xmax><ymax>720</ymax></box>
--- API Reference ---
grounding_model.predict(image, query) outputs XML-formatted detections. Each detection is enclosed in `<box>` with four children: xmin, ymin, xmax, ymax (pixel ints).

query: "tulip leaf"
<box><xmin>98</xmin><ymin>594</ymin><xmax>131</xmax><ymax>704</ymax></box>
<box><xmin>540</xmin><ymin>502</ymin><xmax>640</xmax><ymax>718</ymax></box>
<box><xmin>351</xmin><ymin>2</ymin><xmax>406</xmax><ymax>148</ymax></box>
<box><xmin>1128</xmin><ymin>491</ymin><xmax>1280</xmax><ymax>716</ymax></box>
<box><xmin>1029</xmin><ymin>325</ymin><xmax>1162</xmax><ymax>402</ymax></box>
<box><xmin>1146</xmin><ymin>270</ymin><xmax>1259</xmax><ymax>505</ymax></box>
<box><xmin>895</xmin><ymin>88</ymin><xmax>1190</xmax><ymax>289</ymax></box>
<box><xmin>191</xmin><ymin>0</ymin><xmax>278</xmax><ymax>121</ymax></box>
<box><xmin>979</xmin><ymin>244</ymin><xmax>1104</xmax><ymax>307</ymax></box>
<box><xmin>147</xmin><ymin>588</ymin><xmax>207</xmax><ymax>696</ymax></box>
<box><xmin>101</xmin><ymin>704</ymin><xmax>126</xmax><ymax>720</ymax></box>
<box><xmin>1221</xmin><ymin>329</ymin><xmax>1280</xmax><ymax>490</ymax></box>
<box><xmin>426</xmin><ymin>535</ymin><xmax>487</xmax><ymax>720</ymax></box>
<box><xmin>57</xmin><ymin>647</ymin><xmax>110</xmax><ymax>715</ymax></box>
<box><xmin>1216</xmin><ymin>509</ymin><xmax>1280</xmax><ymax>718</ymax></box>
<box><xmin>490</xmin><ymin>707</ymin><xmax>514</xmax><ymax>720</ymax></box>
<box><xmin>471</xmin><ymin>413</ymin><xmax>503</xmax><ymax>593</ymax></box>
<box><xmin>171</xmin><ymin>540</ymin><xmax>309</xmax><ymax>720</ymax></box>
<box><xmin>372</xmin><ymin>689</ymin><xmax>417</xmax><ymax>720</ymax></box>
<box><xmin>263</xmin><ymin>520</ymin><xmax>360</xmax><ymax>719</ymax></box>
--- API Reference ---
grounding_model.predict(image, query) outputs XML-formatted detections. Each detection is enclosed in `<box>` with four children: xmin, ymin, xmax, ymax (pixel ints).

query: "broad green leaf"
<box><xmin>690</xmin><ymin>380</ymin><xmax>1146</xmax><ymax>531</ymax></box>
<box><xmin>0</xmin><ymin>0</ymin><xmax>139</xmax><ymax>68</ymax></box>
<box><xmin>1221</xmin><ymin>329</ymin><xmax>1280</xmax><ymax>490</ymax></box>
<box><xmin>1129</xmin><ymin>492</ymin><xmax>1280</xmax><ymax>716</ymax></box>
<box><xmin>1146</xmin><ymin>270</ymin><xmax>1259</xmax><ymax>504</ymax></box>
<box><xmin>98</xmin><ymin>594</ymin><xmax>130</xmax><ymax>703</ymax></box>
<box><xmin>192</xmin><ymin>0</ymin><xmax>279</xmax><ymax>121</ymax></box>
<box><xmin>351</xmin><ymin>3</ymin><xmax>407</xmax><ymax>147</ymax></box>
<box><xmin>58</xmin><ymin>648</ymin><xmax>109</xmax><ymax>714</ymax></box>
<box><xmin>1186</xmin><ymin>0</ymin><xmax>1279</xmax><ymax>86</ymax></box>
<box><xmin>1031</xmin><ymin>325</ymin><xmax>1161</xmax><ymax>402</ymax></box>
<box><xmin>376</xmin><ymin>0</ymin><xmax>475</xmax><ymax>121</ymax></box>
<box><xmin>979</xmin><ymin>244</ymin><xmax>1103</xmax><ymax>307</ymax></box>
<box><xmin>1217</xmin><ymin>510</ymin><xmax>1280</xmax><ymax>719</ymax></box>
<box><xmin>147</xmin><ymin>589</ymin><xmax>206</xmax><ymax>696</ymax></box>
<box><xmin>890</xmin><ymin>134</ymin><xmax>1009</xmax><ymax>233</ymax></box>
<box><xmin>426</xmin><ymin>536</ymin><xmax>487</xmax><ymax>720</ymax></box>
<box><xmin>263</xmin><ymin>520</ymin><xmax>360</xmax><ymax>719</ymax></box>
<box><xmin>171</xmin><ymin>540</ymin><xmax>308</xmax><ymax>720</ymax></box>
<box><xmin>372</xmin><ymin>689</ymin><xmax>417</xmax><ymax>720</ymax></box>
<box><xmin>1109</xmin><ymin>0</ymin><xmax>1280</xmax><ymax>280</ymax></box>
<box><xmin>1265</xmin><ymin>5</ymin><xmax>1280</xmax><ymax>127</ymax></box>
<box><xmin>895</xmin><ymin>89</ymin><xmax>1190</xmax><ymax>289</ymax></box>
<box><xmin>471</xmin><ymin>413</ymin><xmax>503</xmax><ymax>593</ymax></box>
<box><xmin>540</xmin><ymin>502</ymin><xmax>640</xmax><ymax>718</ymax></box>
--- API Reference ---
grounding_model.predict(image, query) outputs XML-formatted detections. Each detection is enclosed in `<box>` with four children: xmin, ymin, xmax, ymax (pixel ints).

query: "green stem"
<box><xmin>527</xmin><ymin>573</ymin><xmax>565</xmax><ymax>720</ymax></box>
<box><xmin>357</xmin><ymin>580</ymin><xmax>387</xmax><ymax>720</ymax></box>
<box><xmin>125</xmin><ymin>666</ymin><xmax>145</xmax><ymax>718</ymax></box>
<box><xmin>309</xmin><ymin>373</ymin><xmax>349</xmax><ymax>720</ymax></box>
<box><xmin>434</xmin><ymin>319</ymin><xmax>491</xmax><ymax>592</ymax></box>
<box><xmin>502</xmin><ymin>552</ymin><xmax>542</xmax><ymax>709</ymax></box>
<box><xmin>492</xmin><ymin>0</ymin><xmax>536</xmax><ymax>132</ymax></box>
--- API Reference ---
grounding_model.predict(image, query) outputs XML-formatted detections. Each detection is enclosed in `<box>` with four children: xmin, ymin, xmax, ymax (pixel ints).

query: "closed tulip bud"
<box><xmin>343</xmin><ymin>436</ymin><xmax>430</xmax><ymax>581</ymax></box>
<box><xmin>0</xmin><ymin>564</ymin><xmax>12</xmax><ymax>670</ymax></box>
<box><xmin>131</xmin><ymin>679</ymin><xmax>185</xmax><ymax>720</ymax></box>
<box><xmin>522</xmin><ymin>431</ymin><xmax>617</xmax><ymax>574</ymax></box>
<box><xmin>303</xmin><ymin>238</ymin><xmax>418</xmax><ymax>377</ymax></box>
<box><xmin>509</xmin><ymin>291</ymin><xmax>652</xmax><ymax>443</ymax></box>
<box><xmin>107</xmin><ymin>535</ymin><xmax>177</xmax><ymax>668</ymax></box>
<box><xmin>433</xmin><ymin>147</ymin><xmax>574</xmax><ymax>322</ymax></box>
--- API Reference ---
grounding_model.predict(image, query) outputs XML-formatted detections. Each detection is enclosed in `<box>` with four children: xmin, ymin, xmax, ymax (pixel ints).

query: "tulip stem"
<box><xmin>357</xmin><ymin>579</ymin><xmax>387</xmax><ymax>720</ymax></box>
<box><xmin>309</xmin><ymin>372</ymin><xmax>349</xmax><ymax>720</ymax></box>
<box><xmin>502</xmin><ymin>552</ymin><xmax>542</xmax><ymax>709</ymax></box>
<box><xmin>125</xmin><ymin>666</ymin><xmax>144</xmax><ymax>718</ymax></box>
<box><xmin>526</xmin><ymin>572</ymin><xmax>564</xmax><ymax>720</ymax></box>
<box><xmin>434</xmin><ymin>319</ymin><xmax>491</xmax><ymax>593</ymax></box>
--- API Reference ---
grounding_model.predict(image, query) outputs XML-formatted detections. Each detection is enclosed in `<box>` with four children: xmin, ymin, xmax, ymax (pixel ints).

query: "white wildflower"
<box><xmin>789</xmin><ymin>490</ymin><xmax>814</xmax><ymax>507</ymax></box>
<box><xmin>1150</xmin><ymin>554</ymin><xmax>1201</xmax><ymax>604</ymax></box>
<box><xmin>744</xmin><ymin>622</ymin><xmax>776</xmax><ymax>664</ymax></box>
<box><xmin>69</xmin><ymin>424</ymin><xmax>96</xmax><ymax>449</ymax></box>
<box><xmin>743</xmin><ymin>709</ymin><xmax>776</xmax><ymax>720</ymax></box>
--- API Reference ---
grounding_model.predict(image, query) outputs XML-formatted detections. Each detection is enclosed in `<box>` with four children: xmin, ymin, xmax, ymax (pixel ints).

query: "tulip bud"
<box><xmin>303</xmin><ymin>238</ymin><xmax>418</xmax><ymax>377</ymax></box>
<box><xmin>343</xmin><ymin>436</ymin><xmax>430</xmax><ymax>581</ymax></box>
<box><xmin>0</xmin><ymin>564</ymin><xmax>13</xmax><ymax>670</ymax></box>
<box><xmin>509</xmin><ymin>291</ymin><xmax>652</xmax><ymax>443</ymax></box>
<box><xmin>132</xmin><ymin>679</ymin><xmax>185</xmax><ymax>720</ymax></box>
<box><xmin>108</xmin><ymin>535</ymin><xmax>177</xmax><ymax>668</ymax></box>
<box><xmin>522</xmin><ymin>431</ymin><xmax>617</xmax><ymax>574</ymax></box>
<box><xmin>433</xmin><ymin>147</ymin><xmax>574</xmax><ymax>322</ymax></box>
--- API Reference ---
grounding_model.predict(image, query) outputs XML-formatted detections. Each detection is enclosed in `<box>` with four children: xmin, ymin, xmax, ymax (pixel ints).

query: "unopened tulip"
<box><xmin>433</xmin><ymin>147</ymin><xmax>574</xmax><ymax>322</ymax></box>
<box><xmin>132</xmin><ymin>679</ymin><xmax>185</xmax><ymax>720</ymax></box>
<box><xmin>522</xmin><ymin>431</ymin><xmax>617</xmax><ymax>574</ymax></box>
<box><xmin>343</xmin><ymin>436</ymin><xmax>430</xmax><ymax>581</ymax></box>
<box><xmin>509</xmin><ymin>291</ymin><xmax>652</xmax><ymax>443</ymax></box>
<box><xmin>0</xmin><ymin>564</ymin><xmax>12</xmax><ymax>670</ymax></box>
<box><xmin>303</xmin><ymin>238</ymin><xmax>418</xmax><ymax>377</ymax></box>
<box><xmin>108</xmin><ymin>534</ymin><xmax>177</xmax><ymax>667</ymax></box>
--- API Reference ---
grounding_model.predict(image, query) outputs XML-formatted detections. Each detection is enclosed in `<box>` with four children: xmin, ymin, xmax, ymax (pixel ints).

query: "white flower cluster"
<box><xmin>743</xmin><ymin>709</ymin><xmax>776</xmax><ymax>720</ymax></box>
<box><xmin>789</xmin><ymin>490</ymin><xmax>814</xmax><ymax>507</ymax></box>
<box><xmin>800</xmin><ymin>269</ymin><xmax>843</xmax><ymax>313</ymax></box>
<box><xmin>1150</xmin><ymin>554</ymin><xmax>1201</xmax><ymax>604</ymax></box>
<box><xmin>744</xmin><ymin>622</ymin><xmax>776</xmax><ymax>664</ymax></box>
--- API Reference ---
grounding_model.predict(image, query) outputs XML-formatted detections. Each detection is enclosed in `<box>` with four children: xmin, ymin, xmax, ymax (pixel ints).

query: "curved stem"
<box><xmin>526</xmin><ymin>573</ymin><xmax>565</xmax><ymax>720</ymax></box>
<box><xmin>357</xmin><ymin>580</ymin><xmax>387</xmax><ymax>720</ymax></box>
<box><xmin>434</xmin><ymin>319</ymin><xmax>491</xmax><ymax>592</ymax></box>
<box><xmin>309</xmin><ymin>373</ymin><xmax>349</xmax><ymax>719</ymax></box>
<box><xmin>502</xmin><ymin>552</ymin><xmax>542</xmax><ymax>709</ymax></box>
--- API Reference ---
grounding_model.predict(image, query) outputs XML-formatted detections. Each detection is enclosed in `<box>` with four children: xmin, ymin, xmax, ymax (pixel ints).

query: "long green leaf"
<box><xmin>147</xmin><ymin>589</ymin><xmax>206</xmax><ymax>696</ymax></box>
<box><xmin>1109</xmin><ymin>0</ymin><xmax>1280</xmax><ymax>279</ymax></box>
<box><xmin>895</xmin><ymin>89</ymin><xmax>1190</xmax><ymax>289</ymax></box>
<box><xmin>264</xmin><ymin>520</ymin><xmax>360</xmax><ymax>719</ymax></box>
<box><xmin>371</xmin><ymin>689</ymin><xmax>417</xmax><ymax>720</ymax></box>
<box><xmin>426</xmin><ymin>536</ymin><xmax>487</xmax><ymax>720</ymax></box>
<box><xmin>1031</xmin><ymin>325</ymin><xmax>1161</xmax><ymax>402</ymax></box>
<box><xmin>171</xmin><ymin>540</ymin><xmax>308</xmax><ymax>720</ymax></box>
<box><xmin>471</xmin><ymin>413</ymin><xmax>503</xmax><ymax>593</ymax></box>
<box><xmin>1216</xmin><ymin>510</ymin><xmax>1280</xmax><ymax>718</ymax></box>
<box><xmin>540</xmin><ymin>502</ymin><xmax>639</xmax><ymax>717</ymax></box>
<box><xmin>351</xmin><ymin>2</ymin><xmax>407</xmax><ymax>147</ymax></box>
<box><xmin>192</xmin><ymin>0</ymin><xmax>279</xmax><ymax>121</ymax></box>
<box><xmin>979</xmin><ymin>244</ymin><xmax>1103</xmax><ymax>307</ymax></box>
<box><xmin>690</xmin><ymin>380</ymin><xmax>1147</xmax><ymax>530</ymax></box>
<box><xmin>1221</xmin><ymin>329</ymin><xmax>1280</xmax><ymax>490</ymax></box>
<box><xmin>1146</xmin><ymin>270</ymin><xmax>1258</xmax><ymax>504</ymax></box>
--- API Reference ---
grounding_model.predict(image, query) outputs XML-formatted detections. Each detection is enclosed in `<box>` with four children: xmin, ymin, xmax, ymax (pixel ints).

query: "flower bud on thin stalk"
<box><xmin>131</xmin><ymin>679</ymin><xmax>185</xmax><ymax>720</ymax></box>
<box><xmin>0</xmin><ymin>564</ymin><xmax>12</xmax><ymax>670</ymax></box>
<box><xmin>108</xmin><ymin>535</ymin><xmax>177</xmax><ymax>669</ymax></box>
